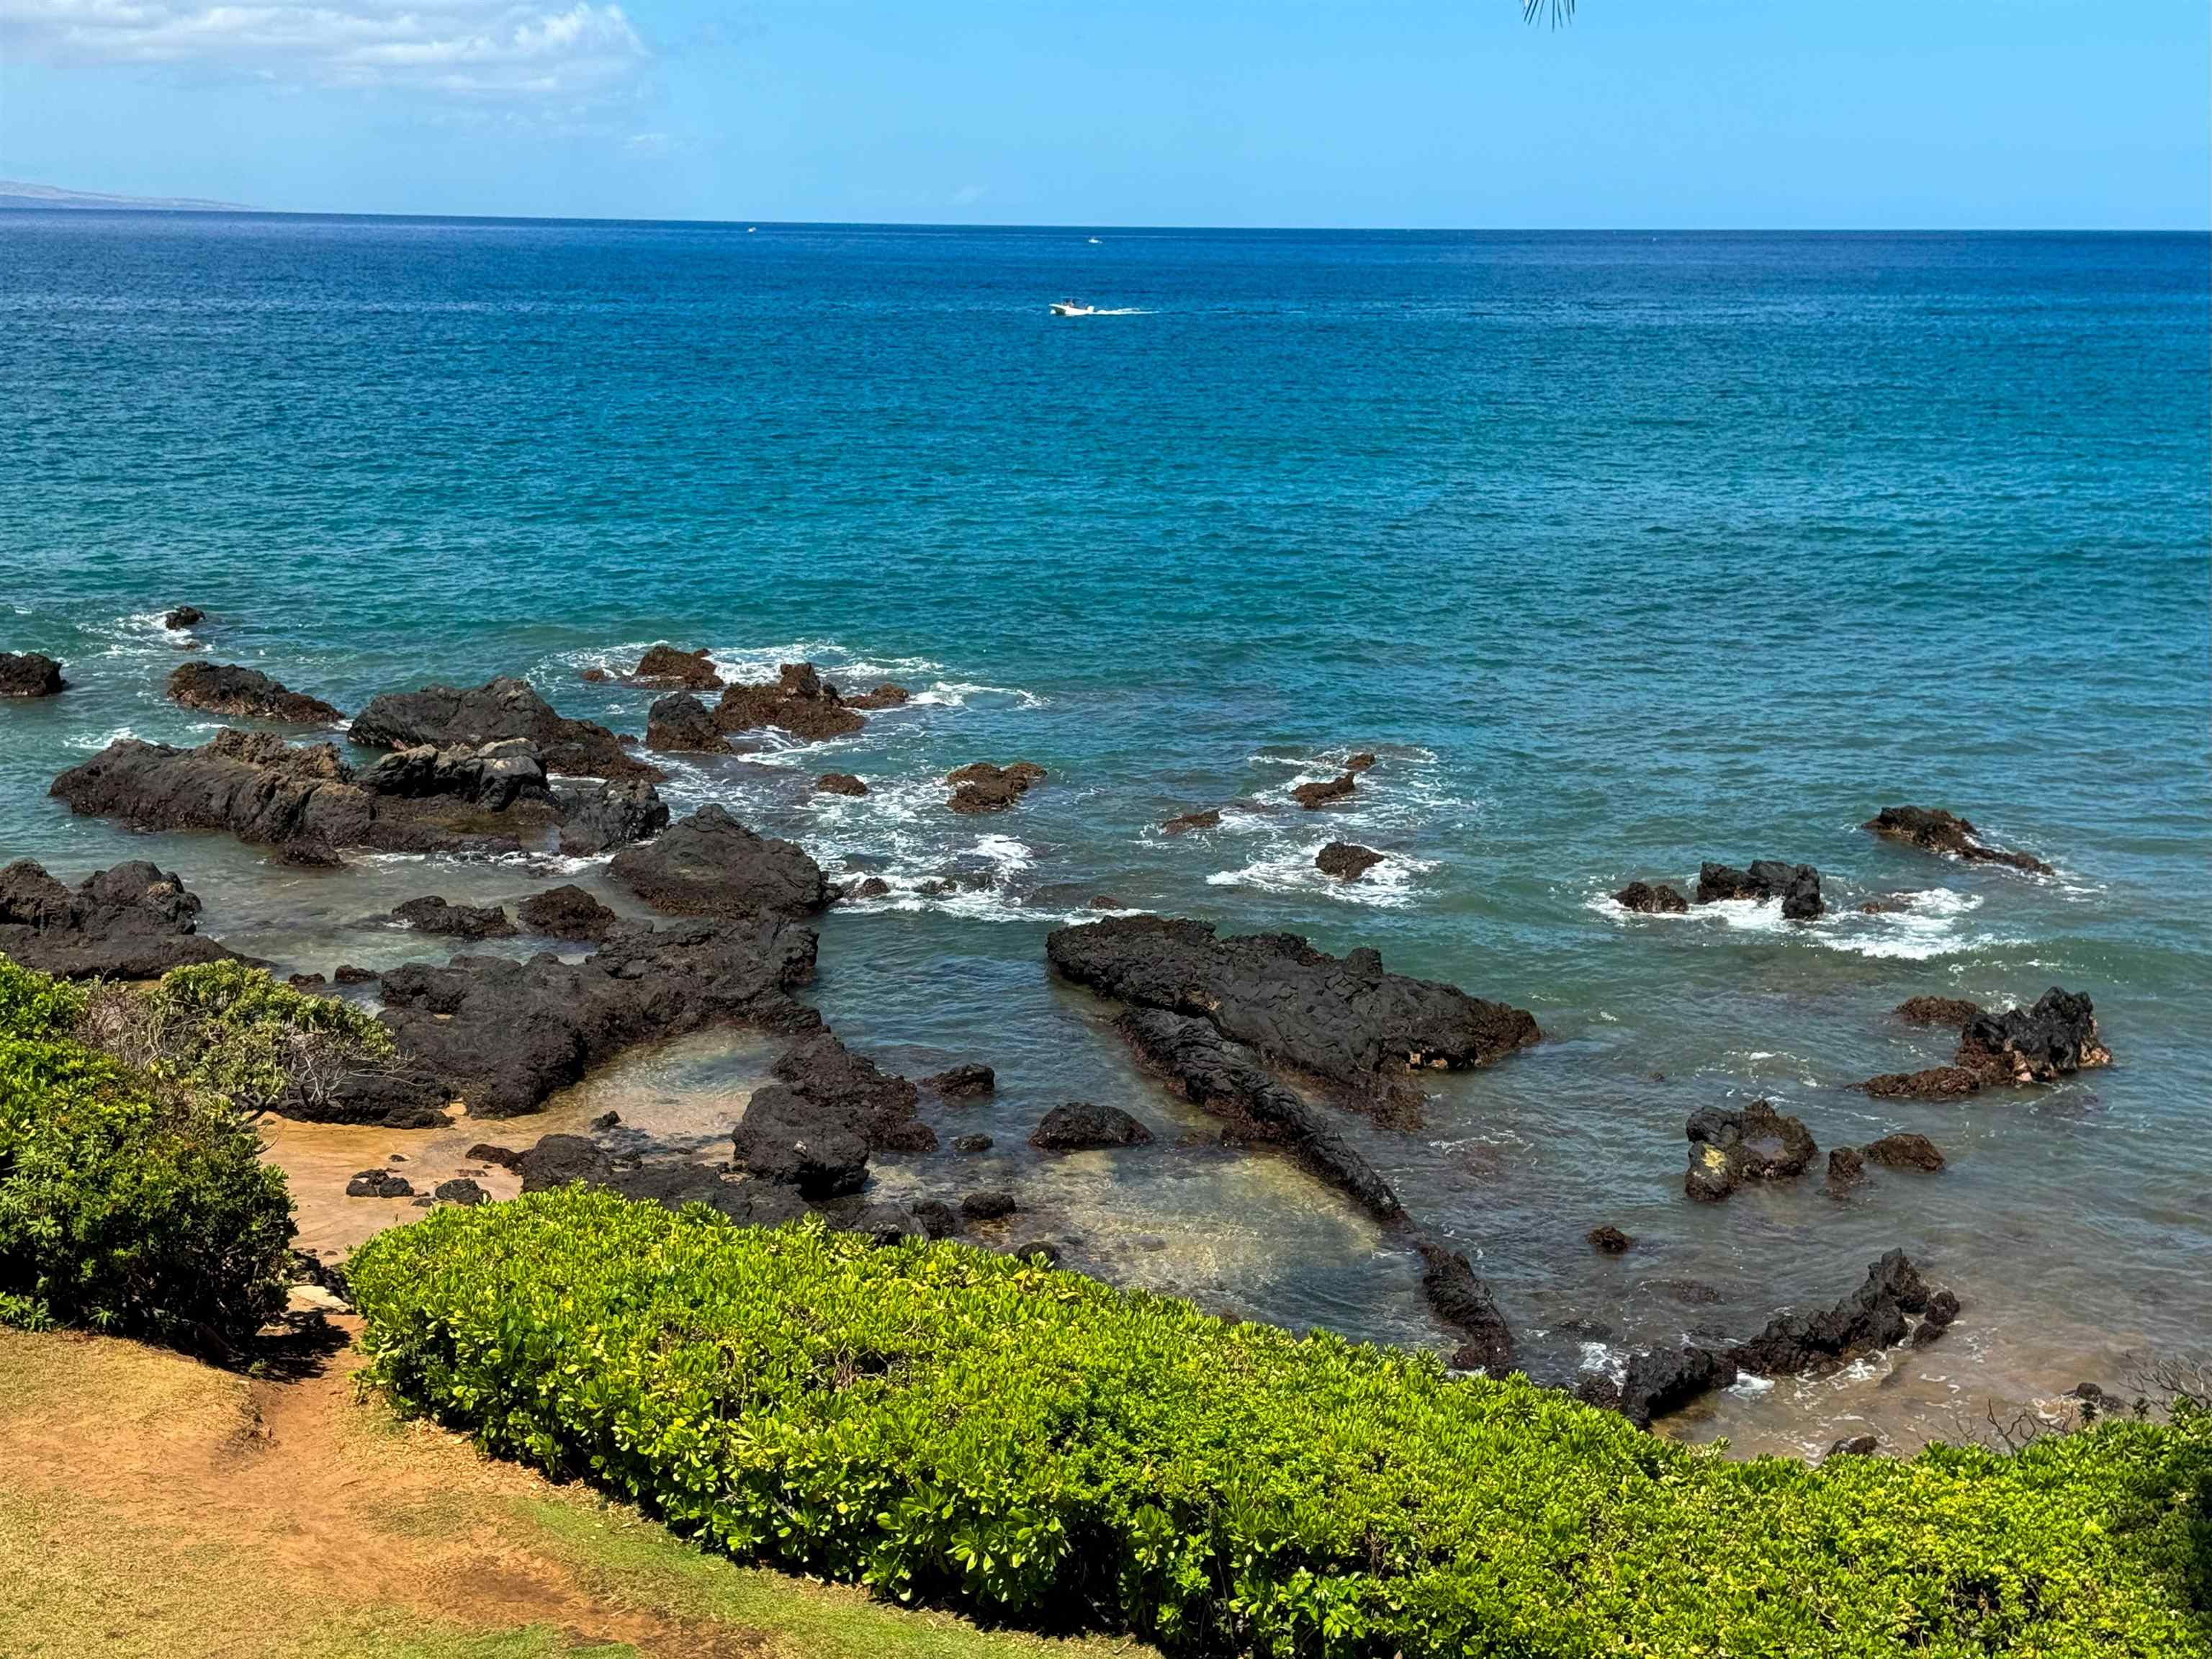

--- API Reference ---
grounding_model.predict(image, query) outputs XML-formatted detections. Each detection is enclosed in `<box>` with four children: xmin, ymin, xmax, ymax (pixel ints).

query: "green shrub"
<box><xmin>352</xmin><ymin>1188</ymin><xmax>2212</xmax><ymax>1658</ymax></box>
<box><xmin>80</xmin><ymin>958</ymin><xmax>399</xmax><ymax>1117</ymax></box>
<box><xmin>0</xmin><ymin>957</ymin><xmax>295</xmax><ymax>1349</ymax></box>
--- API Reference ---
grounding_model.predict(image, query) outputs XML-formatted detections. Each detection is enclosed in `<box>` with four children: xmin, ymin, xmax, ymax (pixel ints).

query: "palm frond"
<box><xmin>1523</xmin><ymin>0</ymin><xmax>1576</xmax><ymax>24</ymax></box>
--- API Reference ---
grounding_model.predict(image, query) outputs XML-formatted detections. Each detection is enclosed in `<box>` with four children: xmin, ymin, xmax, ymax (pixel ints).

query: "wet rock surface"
<box><xmin>1696</xmin><ymin>859</ymin><xmax>1824</xmax><ymax>920</ymax></box>
<box><xmin>1866</xmin><ymin>987</ymin><xmax>2108</xmax><ymax>1099</ymax></box>
<box><xmin>730</xmin><ymin>1030</ymin><xmax>938</xmax><ymax>1196</ymax></box>
<box><xmin>0</xmin><ymin>652</ymin><xmax>65</xmax><ymax>696</ymax></box>
<box><xmin>1683</xmin><ymin>1099</ymin><xmax>1817</xmax><ymax>1202</ymax></box>
<box><xmin>162</xmin><ymin>606</ymin><xmax>204</xmax><ymax>631</ymax></box>
<box><xmin>516</xmin><ymin>884</ymin><xmax>619</xmax><ymax>942</ymax></box>
<box><xmin>1160</xmin><ymin>808</ymin><xmax>1220</xmax><ymax>834</ymax></box>
<box><xmin>945</xmin><ymin>761</ymin><xmax>1045</xmax><ymax>814</ymax></box>
<box><xmin>1030</xmin><ymin>1100</ymin><xmax>1154</xmax><ymax>1151</ymax></box>
<box><xmin>377</xmin><ymin>915</ymin><xmax>819</xmax><ymax>1118</ymax></box>
<box><xmin>712</xmin><ymin>662</ymin><xmax>867</xmax><ymax>743</ymax></box>
<box><xmin>345</xmin><ymin>1169</ymin><xmax>414</xmax><ymax>1199</ymax></box>
<box><xmin>1863</xmin><ymin>1133</ymin><xmax>1946</xmax><ymax>1172</ymax></box>
<box><xmin>432</xmin><ymin>1177</ymin><xmax>487</xmax><ymax>1206</ymax></box>
<box><xmin>1579</xmin><ymin>1344</ymin><xmax>1740</xmax><ymax>1429</ymax></box>
<box><xmin>1048</xmin><ymin>914</ymin><xmax>1540</xmax><ymax>1101</ymax></box>
<box><xmin>644</xmin><ymin>692</ymin><xmax>728</xmax><ymax>754</ymax></box>
<box><xmin>1864</xmin><ymin>804</ymin><xmax>2053</xmax><ymax>876</ymax></box>
<box><xmin>626</xmin><ymin>644</ymin><xmax>723</xmax><ymax>689</ymax></box>
<box><xmin>51</xmin><ymin>729</ymin><xmax>665</xmax><ymax>866</ymax></box>
<box><xmin>960</xmin><ymin>1189</ymin><xmax>1018</xmax><ymax>1220</ymax></box>
<box><xmin>166</xmin><ymin>662</ymin><xmax>342</xmax><ymax>724</ymax></box>
<box><xmin>1727</xmin><ymin>1251</ymin><xmax>1949</xmax><ymax>1377</ymax></box>
<box><xmin>0</xmin><ymin>859</ymin><xmax>238</xmax><ymax>979</ymax></box>
<box><xmin>1613</xmin><ymin>880</ymin><xmax>1688</xmax><ymax>914</ymax></box>
<box><xmin>1315</xmin><ymin>842</ymin><xmax>1384</xmax><ymax>881</ymax></box>
<box><xmin>350</xmin><ymin>676</ymin><xmax>660</xmax><ymax>781</ymax></box>
<box><xmin>609</xmin><ymin>804</ymin><xmax>830</xmax><ymax>922</ymax></box>
<box><xmin>1290</xmin><ymin>773</ymin><xmax>1357</xmax><ymax>810</ymax></box>
<box><xmin>1588</xmin><ymin>1225</ymin><xmax>1634</xmax><ymax>1254</ymax></box>
<box><xmin>387</xmin><ymin>896</ymin><xmax>516</xmax><ymax>940</ymax></box>
<box><xmin>814</xmin><ymin>772</ymin><xmax>868</xmax><ymax>797</ymax></box>
<box><xmin>1424</xmin><ymin>1238</ymin><xmax>1515</xmax><ymax>1373</ymax></box>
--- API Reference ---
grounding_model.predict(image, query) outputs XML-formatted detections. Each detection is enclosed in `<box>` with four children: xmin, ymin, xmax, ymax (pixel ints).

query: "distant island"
<box><xmin>0</xmin><ymin>179</ymin><xmax>253</xmax><ymax>212</ymax></box>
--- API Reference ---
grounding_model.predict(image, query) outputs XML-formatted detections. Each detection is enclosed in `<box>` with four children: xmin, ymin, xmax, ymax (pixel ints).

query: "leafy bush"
<box><xmin>0</xmin><ymin>957</ymin><xmax>295</xmax><ymax>1349</ymax></box>
<box><xmin>352</xmin><ymin>1188</ymin><xmax>2212</xmax><ymax>1658</ymax></box>
<box><xmin>80</xmin><ymin>958</ymin><xmax>399</xmax><ymax>1117</ymax></box>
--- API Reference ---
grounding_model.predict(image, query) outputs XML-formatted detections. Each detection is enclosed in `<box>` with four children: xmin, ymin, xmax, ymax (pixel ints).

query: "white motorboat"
<box><xmin>1050</xmin><ymin>300</ymin><xmax>1097</xmax><ymax>317</ymax></box>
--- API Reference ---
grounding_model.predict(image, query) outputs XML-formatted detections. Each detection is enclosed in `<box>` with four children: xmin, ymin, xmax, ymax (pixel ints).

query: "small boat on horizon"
<box><xmin>1050</xmin><ymin>300</ymin><xmax>1097</xmax><ymax>317</ymax></box>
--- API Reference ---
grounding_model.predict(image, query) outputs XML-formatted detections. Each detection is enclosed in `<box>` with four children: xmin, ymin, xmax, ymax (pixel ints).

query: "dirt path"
<box><xmin>0</xmin><ymin>1325</ymin><xmax>1143</xmax><ymax>1659</ymax></box>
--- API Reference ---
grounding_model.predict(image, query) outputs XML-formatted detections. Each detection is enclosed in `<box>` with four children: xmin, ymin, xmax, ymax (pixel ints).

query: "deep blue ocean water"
<box><xmin>3</xmin><ymin>215</ymin><xmax>2207</xmax><ymax>1452</ymax></box>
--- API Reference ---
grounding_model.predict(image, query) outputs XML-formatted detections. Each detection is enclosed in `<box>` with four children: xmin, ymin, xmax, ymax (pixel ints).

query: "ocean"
<box><xmin>3</xmin><ymin>213</ymin><xmax>2207</xmax><ymax>1455</ymax></box>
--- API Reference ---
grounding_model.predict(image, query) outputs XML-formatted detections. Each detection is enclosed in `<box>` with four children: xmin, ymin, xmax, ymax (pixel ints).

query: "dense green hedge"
<box><xmin>0</xmin><ymin>957</ymin><xmax>295</xmax><ymax>1349</ymax></box>
<box><xmin>351</xmin><ymin>1188</ymin><xmax>2212</xmax><ymax>1658</ymax></box>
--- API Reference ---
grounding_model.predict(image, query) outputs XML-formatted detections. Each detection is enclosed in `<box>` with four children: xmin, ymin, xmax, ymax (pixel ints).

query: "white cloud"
<box><xmin>1</xmin><ymin>1</ymin><xmax>649</xmax><ymax>102</ymax></box>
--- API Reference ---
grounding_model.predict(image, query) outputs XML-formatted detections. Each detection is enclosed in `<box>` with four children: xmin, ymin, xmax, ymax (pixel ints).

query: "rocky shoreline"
<box><xmin>0</xmin><ymin>642</ymin><xmax>2118</xmax><ymax>1440</ymax></box>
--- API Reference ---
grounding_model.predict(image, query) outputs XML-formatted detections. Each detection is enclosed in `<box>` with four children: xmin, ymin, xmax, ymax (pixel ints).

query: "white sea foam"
<box><xmin>1206</xmin><ymin>840</ymin><xmax>1431</xmax><ymax>909</ymax></box>
<box><xmin>1591</xmin><ymin>883</ymin><xmax>2020</xmax><ymax>962</ymax></box>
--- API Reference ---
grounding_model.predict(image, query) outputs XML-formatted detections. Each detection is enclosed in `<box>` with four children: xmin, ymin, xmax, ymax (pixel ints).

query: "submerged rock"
<box><xmin>1114</xmin><ymin>1008</ymin><xmax>1403</xmax><ymax>1223</ymax></box>
<box><xmin>1613</xmin><ymin>881</ymin><xmax>1689</xmax><ymax>914</ymax></box>
<box><xmin>350</xmin><ymin>676</ymin><xmax>660</xmax><ymax>781</ymax></box>
<box><xmin>1030</xmin><ymin>1101</ymin><xmax>1153</xmax><ymax>1151</ymax></box>
<box><xmin>51</xmin><ymin>729</ymin><xmax>664</xmax><ymax>866</ymax></box>
<box><xmin>960</xmin><ymin>1190</ymin><xmax>1018</xmax><ymax>1220</ymax></box>
<box><xmin>516</xmin><ymin>884</ymin><xmax>619</xmax><ymax>942</ymax></box>
<box><xmin>644</xmin><ymin>692</ymin><xmax>729</xmax><ymax>754</ymax></box>
<box><xmin>387</xmin><ymin>896</ymin><xmax>516</xmax><ymax>940</ymax></box>
<box><xmin>945</xmin><ymin>761</ymin><xmax>1046</xmax><ymax>814</ymax></box>
<box><xmin>608</xmin><ymin>804</ymin><xmax>830</xmax><ymax>921</ymax></box>
<box><xmin>166</xmin><ymin>662</ymin><xmax>341</xmax><ymax>724</ymax></box>
<box><xmin>1895</xmin><ymin>994</ymin><xmax>1984</xmax><ymax>1028</ymax></box>
<box><xmin>1316</xmin><ymin>842</ymin><xmax>1384</xmax><ymax>881</ymax></box>
<box><xmin>1863</xmin><ymin>1132</ymin><xmax>1946</xmax><ymax>1172</ymax></box>
<box><xmin>815</xmin><ymin>772</ymin><xmax>868</xmax><ymax>797</ymax></box>
<box><xmin>1864</xmin><ymin>804</ymin><xmax>2052</xmax><ymax>876</ymax></box>
<box><xmin>377</xmin><ymin>915</ymin><xmax>818</xmax><ymax>1119</ymax></box>
<box><xmin>162</xmin><ymin>606</ymin><xmax>204</xmax><ymax>631</ymax></box>
<box><xmin>925</xmin><ymin>1061</ymin><xmax>995</xmax><ymax>1098</ymax></box>
<box><xmin>0</xmin><ymin>859</ymin><xmax>236</xmax><ymax>979</ymax></box>
<box><xmin>1160</xmin><ymin>808</ymin><xmax>1220</xmax><ymax>834</ymax></box>
<box><xmin>1696</xmin><ymin>860</ymin><xmax>1824</xmax><ymax>921</ymax></box>
<box><xmin>1826</xmin><ymin>1146</ymin><xmax>1866</xmax><ymax>1192</ymax></box>
<box><xmin>1587</xmin><ymin>1225</ymin><xmax>1635</xmax><ymax>1255</ymax></box>
<box><xmin>1048</xmin><ymin>914</ymin><xmax>1539</xmax><ymax>1101</ymax></box>
<box><xmin>846</xmin><ymin>683</ymin><xmax>911</xmax><ymax>711</ymax></box>
<box><xmin>1683</xmin><ymin>1099</ymin><xmax>1817</xmax><ymax>1202</ymax></box>
<box><xmin>0</xmin><ymin>652</ymin><xmax>65</xmax><ymax>697</ymax></box>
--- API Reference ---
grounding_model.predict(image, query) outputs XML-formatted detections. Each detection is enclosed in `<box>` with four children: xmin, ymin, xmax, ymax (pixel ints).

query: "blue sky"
<box><xmin>2</xmin><ymin>1</ymin><xmax>2206</xmax><ymax>226</ymax></box>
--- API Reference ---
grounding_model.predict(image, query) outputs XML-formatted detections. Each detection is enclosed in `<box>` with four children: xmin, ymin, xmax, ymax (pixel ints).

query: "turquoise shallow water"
<box><xmin>3</xmin><ymin>215</ymin><xmax>2208</xmax><ymax>1452</ymax></box>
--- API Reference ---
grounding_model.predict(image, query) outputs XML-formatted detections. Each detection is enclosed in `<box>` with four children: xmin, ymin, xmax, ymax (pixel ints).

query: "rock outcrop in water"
<box><xmin>626</xmin><ymin>644</ymin><xmax>723</xmax><ymax>689</ymax></box>
<box><xmin>375</xmin><ymin>914</ymin><xmax>819</xmax><ymax>1119</ymax></box>
<box><xmin>0</xmin><ymin>859</ymin><xmax>237</xmax><ymax>978</ymax></box>
<box><xmin>1291</xmin><ymin>773</ymin><xmax>1357</xmax><ymax>810</ymax></box>
<box><xmin>1683</xmin><ymin>1099</ymin><xmax>1817</xmax><ymax>1202</ymax></box>
<box><xmin>1316</xmin><ymin>842</ymin><xmax>1384</xmax><ymax>881</ymax></box>
<box><xmin>516</xmin><ymin>884</ymin><xmax>619</xmax><ymax>942</ymax></box>
<box><xmin>1696</xmin><ymin>860</ymin><xmax>1824</xmax><ymax>921</ymax></box>
<box><xmin>711</xmin><ymin>662</ymin><xmax>868</xmax><ymax>743</ymax></box>
<box><xmin>815</xmin><ymin>772</ymin><xmax>868</xmax><ymax>797</ymax></box>
<box><xmin>1160</xmin><ymin>808</ymin><xmax>1221</xmax><ymax>834</ymax></box>
<box><xmin>162</xmin><ymin>606</ymin><xmax>204</xmax><ymax>631</ymax></box>
<box><xmin>644</xmin><ymin>693</ymin><xmax>727</xmax><ymax>754</ymax></box>
<box><xmin>350</xmin><ymin>676</ymin><xmax>660</xmax><ymax>781</ymax></box>
<box><xmin>945</xmin><ymin>762</ymin><xmax>1045</xmax><ymax>815</ymax></box>
<box><xmin>730</xmin><ymin>1030</ymin><xmax>938</xmax><ymax>1196</ymax></box>
<box><xmin>608</xmin><ymin>805</ymin><xmax>830</xmax><ymax>921</ymax></box>
<box><xmin>166</xmin><ymin>662</ymin><xmax>342</xmax><ymax>724</ymax></box>
<box><xmin>387</xmin><ymin>896</ymin><xmax>516</xmax><ymax>940</ymax></box>
<box><xmin>1895</xmin><ymin>994</ymin><xmax>1984</xmax><ymax>1029</ymax></box>
<box><xmin>1864</xmin><ymin>804</ymin><xmax>2053</xmax><ymax>876</ymax></box>
<box><xmin>1613</xmin><ymin>880</ymin><xmax>1689</xmax><ymax>914</ymax></box>
<box><xmin>50</xmin><ymin>729</ymin><xmax>666</xmax><ymax>866</ymax></box>
<box><xmin>1865</xmin><ymin>987</ymin><xmax>2109</xmax><ymax>1100</ymax></box>
<box><xmin>1579</xmin><ymin>1251</ymin><xmax>1956</xmax><ymax>1427</ymax></box>
<box><xmin>1030</xmin><ymin>1100</ymin><xmax>1153</xmax><ymax>1151</ymax></box>
<box><xmin>0</xmin><ymin>652</ymin><xmax>65</xmax><ymax>697</ymax></box>
<box><xmin>1048</xmin><ymin>914</ymin><xmax>1540</xmax><ymax>1104</ymax></box>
